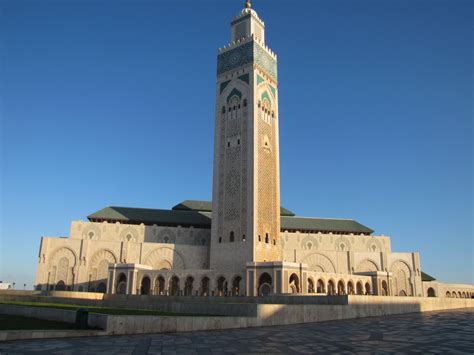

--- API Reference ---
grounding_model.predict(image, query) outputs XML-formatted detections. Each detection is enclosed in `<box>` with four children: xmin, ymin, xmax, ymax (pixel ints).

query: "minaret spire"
<box><xmin>245</xmin><ymin>0</ymin><xmax>251</xmax><ymax>9</ymax></box>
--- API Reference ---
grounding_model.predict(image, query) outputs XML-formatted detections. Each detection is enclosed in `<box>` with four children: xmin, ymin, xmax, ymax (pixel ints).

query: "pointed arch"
<box><xmin>144</xmin><ymin>247</ymin><xmax>185</xmax><ymax>270</ymax></box>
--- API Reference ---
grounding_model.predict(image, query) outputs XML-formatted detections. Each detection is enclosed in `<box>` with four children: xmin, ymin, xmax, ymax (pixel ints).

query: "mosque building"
<box><xmin>35</xmin><ymin>1</ymin><xmax>474</xmax><ymax>300</ymax></box>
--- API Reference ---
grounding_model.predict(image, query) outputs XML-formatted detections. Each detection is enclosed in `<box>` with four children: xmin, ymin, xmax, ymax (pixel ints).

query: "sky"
<box><xmin>1</xmin><ymin>0</ymin><xmax>472</xmax><ymax>289</ymax></box>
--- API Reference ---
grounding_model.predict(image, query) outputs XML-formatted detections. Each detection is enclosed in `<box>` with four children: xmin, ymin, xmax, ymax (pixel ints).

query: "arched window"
<box><xmin>317</xmin><ymin>279</ymin><xmax>325</xmax><ymax>293</ymax></box>
<box><xmin>219</xmin><ymin>237</ymin><xmax>222</xmax><ymax>243</ymax></box>
<box><xmin>242</xmin><ymin>234</ymin><xmax>246</xmax><ymax>242</ymax></box>
<box><xmin>221</xmin><ymin>106</ymin><xmax>226</xmax><ymax>114</ymax></box>
<box><xmin>230</xmin><ymin>231</ymin><xmax>235</xmax><ymax>242</ymax></box>
<box><xmin>243</xmin><ymin>99</ymin><xmax>247</xmax><ymax>107</ymax></box>
<box><xmin>265</xmin><ymin>233</ymin><xmax>269</xmax><ymax>243</ymax></box>
<box><xmin>258</xmin><ymin>273</ymin><xmax>272</xmax><ymax>296</ymax></box>
<box><xmin>427</xmin><ymin>287</ymin><xmax>436</xmax><ymax>297</ymax></box>
<box><xmin>258</xmin><ymin>235</ymin><xmax>261</xmax><ymax>242</ymax></box>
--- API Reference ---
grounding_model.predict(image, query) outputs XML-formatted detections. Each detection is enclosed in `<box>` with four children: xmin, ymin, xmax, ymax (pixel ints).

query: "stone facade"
<box><xmin>34</xmin><ymin>3</ymin><xmax>473</xmax><ymax>300</ymax></box>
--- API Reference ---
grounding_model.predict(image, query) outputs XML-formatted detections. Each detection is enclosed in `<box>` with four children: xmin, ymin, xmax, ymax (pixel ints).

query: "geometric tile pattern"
<box><xmin>0</xmin><ymin>309</ymin><xmax>473</xmax><ymax>354</ymax></box>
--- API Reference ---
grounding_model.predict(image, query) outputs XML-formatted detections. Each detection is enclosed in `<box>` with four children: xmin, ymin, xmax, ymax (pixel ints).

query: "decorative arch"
<box><xmin>82</xmin><ymin>224</ymin><xmax>101</xmax><ymax>240</ymax></box>
<box><xmin>227</xmin><ymin>88</ymin><xmax>242</xmax><ymax>103</ymax></box>
<box><xmin>88</xmin><ymin>249</ymin><xmax>117</xmax><ymax>282</ymax></box>
<box><xmin>301</xmin><ymin>235</ymin><xmax>319</xmax><ymax>250</ymax></box>
<box><xmin>365</xmin><ymin>237</ymin><xmax>383</xmax><ymax>252</ymax></box>
<box><xmin>301</xmin><ymin>253</ymin><xmax>336</xmax><ymax>273</ymax></box>
<box><xmin>157</xmin><ymin>228</ymin><xmax>176</xmax><ymax>244</ymax></box>
<box><xmin>144</xmin><ymin>247</ymin><xmax>185</xmax><ymax>270</ymax></box>
<box><xmin>390</xmin><ymin>260</ymin><xmax>413</xmax><ymax>296</ymax></box>
<box><xmin>355</xmin><ymin>259</ymin><xmax>379</xmax><ymax>273</ymax></box>
<box><xmin>334</xmin><ymin>236</ymin><xmax>351</xmax><ymax>252</ymax></box>
<box><xmin>119</xmin><ymin>226</ymin><xmax>139</xmax><ymax>242</ymax></box>
<box><xmin>49</xmin><ymin>247</ymin><xmax>77</xmax><ymax>268</ymax></box>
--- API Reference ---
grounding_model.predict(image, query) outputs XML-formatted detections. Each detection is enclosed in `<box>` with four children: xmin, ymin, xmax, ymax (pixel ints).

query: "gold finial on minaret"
<box><xmin>245</xmin><ymin>0</ymin><xmax>251</xmax><ymax>9</ymax></box>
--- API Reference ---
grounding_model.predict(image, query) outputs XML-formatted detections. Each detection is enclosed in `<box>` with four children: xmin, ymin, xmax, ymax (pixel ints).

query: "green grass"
<box><xmin>0</xmin><ymin>300</ymin><xmax>212</xmax><ymax>316</ymax></box>
<box><xmin>0</xmin><ymin>314</ymin><xmax>77</xmax><ymax>331</ymax></box>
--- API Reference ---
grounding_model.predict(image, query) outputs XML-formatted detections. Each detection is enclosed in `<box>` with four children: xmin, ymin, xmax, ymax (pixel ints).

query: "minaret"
<box><xmin>210</xmin><ymin>2</ymin><xmax>281</xmax><ymax>271</ymax></box>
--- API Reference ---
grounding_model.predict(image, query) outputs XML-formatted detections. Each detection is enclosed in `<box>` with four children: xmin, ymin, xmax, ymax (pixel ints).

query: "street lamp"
<box><xmin>12</xmin><ymin>282</ymin><xmax>16</xmax><ymax>290</ymax></box>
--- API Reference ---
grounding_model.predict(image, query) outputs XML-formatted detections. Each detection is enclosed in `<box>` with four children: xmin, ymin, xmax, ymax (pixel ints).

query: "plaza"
<box><xmin>0</xmin><ymin>309</ymin><xmax>473</xmax><ymax>354</ymax></box>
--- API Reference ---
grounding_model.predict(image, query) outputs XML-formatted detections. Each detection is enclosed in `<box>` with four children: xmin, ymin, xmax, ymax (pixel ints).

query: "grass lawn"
<box><xmin>0</xmin><ymin>314</ymin><xmax>76</xmax><ymax>331</ymax></box>
<box><xmin>0</xmin><ymin>300</ymin><xmax>212</xmax><ymax>316</ymax></box>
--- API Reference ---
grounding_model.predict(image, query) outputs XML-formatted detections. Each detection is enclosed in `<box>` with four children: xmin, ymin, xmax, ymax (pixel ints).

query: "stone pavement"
<box><xmin>0</xmin><ymin>308</ymin><xmax>473</xmax><ymax>354</ymax></box>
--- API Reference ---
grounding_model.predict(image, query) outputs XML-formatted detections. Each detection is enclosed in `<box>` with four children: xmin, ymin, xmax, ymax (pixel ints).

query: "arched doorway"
<box><xmin>337</xmin><ymin>280</ymin><xmax>345</xmax><ymax>295</ymax></box>
<box><xmin>365</xmin><ymin>282</ymin><xmax>371</xmax><ymax>295</ymax></box>
<box><xmin>55</xmin><ymin>280</ymin><xmax>66</xmax><ymax>291</ymax></box>
<box><xmin>381</xmin><ymin>280</ymin><xmax>389</xmax><ymax>296</ymax></box>
<box><xmin>327</xmin><ymin>280</ymin><xmax>336</xmax><ymax>295</ymax></box>
<box><xmin>185</xmin><ymin>276</ymin><xmax>194</xmax><ymax>296</ymax></box>
<box><xmin>347</xmin><ymin>281</ymin><xmax>354</xmax><ymax>295</ymax></box>
<box><xmin>356</xmin><ymin>282</ymin><xmax>363</xmax><ymax>295</ymax></box>
<box><xmin>446</xmin><ymin>291</ymin><xmax>451</xmax><ymax>298</ymax></box>
<box><xmin>201</xmin><ymin>277</ymin><xmax>210</xmax><ymax>296</ymax></box>
<box><xmin>317</xmin><ymin>279</ymin><xmax>325</xmax><ymax>293</ymax></box>
<box><xmin>289</xmin><ymin>273</ymin><xmax>299</xmax><ymax>293</ymax></box>
<box><xmin>217</xmin><ymin>276</ymin><xmax>228</xmax><ymax>296</ymax></box>
<box><xmin>140</xmin><ymin>276</ymin><xmax>151</xmax><ymax>295</ymax></box>
<box><xmin>170</xmin><ymin>276</ymin><xmax>180</xmax><ymax>296</ymax></box>
<box><xmin>116</xmin><ymin>273</ymin><xmax>127</xmax><ymax>294</ymax></box>
<box><xmin>232</xmin><ymin>276</ymin><xmax>242</xmax><ymax>296</ymax></box>
<box><xmin>155</xmin><ymin>276</ymin><xmax>165</xmax><ymax>295</ymax></box>
<box><xmin>97</xmin><ymin>282</ymin><xmax>107</xmax><ymax>294</ymax></box>
<box><xmin>307</xmin><ymin>278</ymin><xmax>315</xmax><ymax>293</ymax></box>
<box><xmin>258</xmin><ymin>273</ymin><xmax>272</xmax><ymax>296</ymax></box>
<box><xmin>427</xmin><ymin>287</ymin><xmax>436</xmax><ymax>297</ymax></box>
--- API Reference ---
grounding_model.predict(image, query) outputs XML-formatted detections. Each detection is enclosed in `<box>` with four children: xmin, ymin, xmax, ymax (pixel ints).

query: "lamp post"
<box><xmin>12</xmin><ymin>282</ymin><xmax>16</xmax><ymax>290</ymax></box>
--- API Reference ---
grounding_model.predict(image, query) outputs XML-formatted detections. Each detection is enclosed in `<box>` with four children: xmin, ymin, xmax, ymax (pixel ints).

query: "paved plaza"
<box><xmin>0</xmin><ymin>309</ymin><xmax>473</xmax><ymax>354</ymax></box>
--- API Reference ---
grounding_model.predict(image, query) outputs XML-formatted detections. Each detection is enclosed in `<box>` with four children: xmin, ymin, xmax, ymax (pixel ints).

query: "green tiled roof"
<box><xmin>421</xmin><ymin>271</ymin><xmax>436</xmax><ymax>282</ymax></box>
<box><xmin>172</xmin><ymin>200</ymin><xmax>295</xmax><ymax>217</ymax></box>
<box><xmin>281</xmin><ymin>216</ymin><xmax>373</xmax><ymax>234</ymax></box>
<box><xmin>88</xmin><ymin>201</ymin><xmax>373</xmax><ymax>234</ymax></box>
<box><xmin>88</xmin><ymin>206</ymin><xmax>212</xmax><ymax>228</ymax></box>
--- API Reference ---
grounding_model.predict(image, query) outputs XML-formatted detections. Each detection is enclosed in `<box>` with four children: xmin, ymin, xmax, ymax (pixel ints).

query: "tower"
<box><xmin>210</xmin><ymin>2</ymin><xmax>281</xmax><ymax>271</ymax></box>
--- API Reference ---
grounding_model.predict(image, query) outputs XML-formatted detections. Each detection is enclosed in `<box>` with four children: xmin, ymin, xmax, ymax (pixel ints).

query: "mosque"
<box><xmin>35</xmin><ymin>1</ymin><xmax>473</xmax><ymax>300</ymax></box>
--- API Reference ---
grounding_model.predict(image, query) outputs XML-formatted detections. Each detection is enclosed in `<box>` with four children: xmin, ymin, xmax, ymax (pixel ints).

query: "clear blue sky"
<box><xmin>1</xmin><ymin>0</ymin><xmax>472</xmax><ymax>289</ymax></box>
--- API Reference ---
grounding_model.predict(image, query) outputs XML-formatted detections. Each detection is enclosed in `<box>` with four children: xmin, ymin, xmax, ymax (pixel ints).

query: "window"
<box><xmin>243</xmin><ymin>99</ymin><xmax>247</xmax><ymax>107</ymax></box>
<box><xmin>273</xmin><ymin>239</ymin><xmax>276</xmax><ymax>245</ymax></box>
<box><xmin>230</xmin><ymin>231</ymin><xmax>235</xmax><ymax>242</ymax></box>
<box><xmin>258</xmin><ymin>235</ymin><xmax>261</xmax><ymax>242</ymax></box>
<box><xmin>237</xmin><ymin>139</ymin><xmax>240</xmax><ymax>145</ymax></box>
<box><xmin>227</xmin><ymin>142</ymin><xmax>230</xmax><ymax>147</ymax></box>
<box><xmin>265</xmin><ymin>233</ymin><xmax>269</xmax><ymax>243</ymax></box>
<box><xmin>228</xmin><ymin>107</ymin><xmax>231</xmax><ymax>113</ymax></box>
<box><xmin>219</xmin><ymin>237</ymin><xmax>222</xmax><ymax>243</ymax></box>
<box><xmin>242</xmin><ymin>234</ymin><xmax>246</xmax><ymax>242</ymax></box>
<box><xmin>222</xmin><ymin>106</ymin><xmax>226</xmax><ymax>114</ymax></box>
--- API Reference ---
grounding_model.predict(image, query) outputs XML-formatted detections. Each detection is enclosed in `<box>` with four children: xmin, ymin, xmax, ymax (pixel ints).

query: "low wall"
<box><xmin>43</xmin><ymin>291</ymin><xmax>105</xmax><ymax>300</ymax></box>
<box><xmin>1</xmin><ymin>297</ymin><xmax>472</xmax><ymax>338</ymax></box>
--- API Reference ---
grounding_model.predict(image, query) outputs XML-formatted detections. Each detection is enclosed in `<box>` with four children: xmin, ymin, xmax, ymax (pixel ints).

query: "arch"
<box><xmin>355</xmin><ymin>259</ymin><xmax>379</xmax><ymax>273</ymax></box>
<box><xmin>154</xmin><ymin>275</ymin><xmax>165</xmax><ymax>295</ymax></box>
<box><xmin>365</xmin><ymin>237</ymin><xmax>383</xmax><ymax>252</ymax></box>
<box><xmin>462</xmin><ymin>292</ymin><xmax>466</xmax><ymax>298</ymax></box>
<box><xmin>427</xmin><ymin>287</ymin><xmax>436</xmax><ymax>297</ymax></box>
<box><xmin>334</xmin><ymin>236</ymin><xmax>351</xmax><ymax>251</ymax></box>
<box><xmin>184</xmin><ymin>276</ymin><xmax>194</xmax><ymax>296</ymax></box>
<box><xmin>116</xmin><ymin>273</ymin><xmax>127</xmax><ymax>295</ymax></box>
<box><xmin>82</xmin><ymin>224</ymin><xmax>101</xmax><ymax>240</ymax></box>
<box><xmin>157</xmin><ymin>228</ymin><xmax>176</xmax><ymax>244</ymax></box>
<box><xmin>390</xmin><ymin>260</ymin><xmax>412</xmax><ymax>296</ymax></box>
<box><xmin>140</xmin><ymin>276</ymin><xmax>151</xmax><ymax>295</ymax></box>
<box><xmin>258</xmin><ymin>273</ymin><xmax>272</xmax><ymax>296</ymax></box>
<box><xmin>88</xmin><ymin>249</ymin><xmax>117</xmax><ymax>284</ymax></box>
<box><xmin>356</xmin><ymin>281</ymin><xmax>364</xmax><ymax>295</ymax></box>
<box><xmin>317</xmin><ymin>279</ymin><xmax>325</xmax><ymax>293</ymax></box>
<box><xmin>232</xmin><ymin>275</ymin><xmax>242</xmax><ymax>296</ymax></box>
<box><xmin>337</xmin><ymin>280</ymin><xmax>346</xmax><ymax>295</ymax></box>
<box><xmin>201</xmin><ymin>276</ymin><xmax>210</xmax><ymax>296</ymax></box>
<box><xmin>227</xmin><ymin>88</ymin><xmax>242</xmax><ymax>103</ymax></box>
<box><xmin>170</xmin><ymin>276</ymin><xmax>180</xmax><ymax>296</ymax></box>
<box><xmin>399</xmin><ymin>290</ymin><xmax>407</xmax><ymax>296</ymax></box>
<box><xmin>144</xmin><ymin>247</ymin><xmax>185</xmax><ymax>270</ymax></box>
<box><xmin>365</xmin><ymin>282</ymin><xmax>371</xmax><ymax>295</ymax></box>
<box><xmin>307</xmin><ymin>278</ymin><xmax>315</xmax><ymax>293</ymax></box>
<box><xmin>301</xmin><ymin>253</ymin><xmax>336</xmax><ymax>273</ymax></box>
<box><xmin>96</xmin><ymin>282</ymin><xmax>107</xmax><ymax>294</ymax></box>
<box><xmin>347</xmin><ymin>280</ymin><xmax>355</xmax><ymax>295</ymax></box>
<box><xmin>55</xmin><ymin>280</ymin><xmax>66</xmax><ymax>291</ymax></box>
<box><xmin>327</xmin><ymin>279</ymin><xmax>336</xmax><ymax>295</ymax></box>
<box><xmin>458</xmin><ymin>292</ymin><xmax>462</xmax><ymax>298</ymax></box>
<box><xmin>446</xmin><ymin>291</ymin><xmax>451</xmax><ymax>298</ymax></box>
<box><xmin>453</xmin><ymin>291</ymin><xmax>457</xmax><ymax>298</ymax></box>
<box><xmin>381</xmin><ymin>280</ymin><xmax>389</xmax><ymax>296</ymax></box>
<box><xmin>301</xmin><ymin>235</ymin><xmax>318</xmax><ymax>250</ymax></box>
<box><xmin>217</xmin><ymin>276</ymin><xmax>228</xmax><ymax>296</ymax></box>
<box><xmin>289</xmin><ymin>273</ymin><xmax>300</xmax><ymax>294</ymax></box>
<box><xmin>119</xmin><ymin>226</ymin><xmax>139</xmax><ymax>242</ymax></box>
